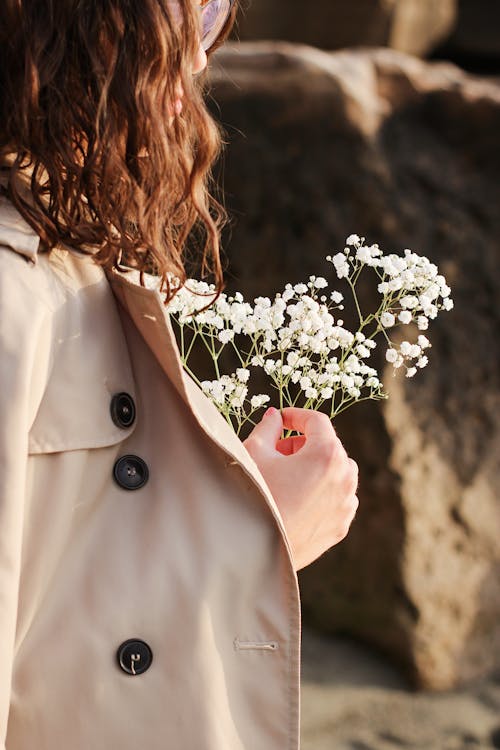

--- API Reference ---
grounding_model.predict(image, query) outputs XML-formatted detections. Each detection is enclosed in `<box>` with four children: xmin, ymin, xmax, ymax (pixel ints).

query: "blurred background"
<box><xmin>206</xmin><ymin>2</ymin><xmax>500</xmax><ymax>749</ymax></box>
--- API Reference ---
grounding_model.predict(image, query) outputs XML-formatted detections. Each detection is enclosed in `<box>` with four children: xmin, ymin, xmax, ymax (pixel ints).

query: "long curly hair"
<box><xmin>0</xmin><ymin>0</ymin><xmax>238</xmax><ymax>299</ymax></box>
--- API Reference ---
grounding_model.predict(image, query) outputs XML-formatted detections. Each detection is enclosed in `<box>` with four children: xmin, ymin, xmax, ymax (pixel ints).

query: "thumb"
<box><xmin>244</xmin><ymin>407</ymin><xmax>283</xmax><ymax>457</ymax></box>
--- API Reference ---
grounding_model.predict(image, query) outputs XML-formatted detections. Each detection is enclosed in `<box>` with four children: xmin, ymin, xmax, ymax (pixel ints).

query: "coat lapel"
<box><xmin>108</xmin><ymin>269</ymin><xmax>189</xmax><ymax>403</ymax></box>
<box><xmin>107</xmin><ymin>268</ymin><xmax>293</xmax><ymax>546</ymax></box>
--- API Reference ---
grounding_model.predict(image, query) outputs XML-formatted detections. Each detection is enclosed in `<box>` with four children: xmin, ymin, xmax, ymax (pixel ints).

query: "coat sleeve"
<box><xmin>0</xmin><ymin>250</ymin><xmax>52</xmax><ymax>745</ymax></box>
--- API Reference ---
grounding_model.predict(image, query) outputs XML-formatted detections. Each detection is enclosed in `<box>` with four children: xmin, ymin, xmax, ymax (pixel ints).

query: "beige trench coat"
<box><xmin>0</xmin><ymin>190</ymin><xmax>301</xmax><ymax>749</ymax></box>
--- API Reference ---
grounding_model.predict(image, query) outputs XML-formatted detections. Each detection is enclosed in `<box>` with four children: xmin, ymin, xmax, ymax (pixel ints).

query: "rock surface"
<box><xmin>207</xmin><ymin>42</ymin><xmax>500</xmax><ymax>689</ymax></box>
<box><xmin>301</xmin><ymin>627</ymin><xmax>500</xmax><ymax>750</ymax></box>
<box><xmin>235</xmin><ymin>0</ymin><xmax>457</xmax><ymax>57</ymax></box>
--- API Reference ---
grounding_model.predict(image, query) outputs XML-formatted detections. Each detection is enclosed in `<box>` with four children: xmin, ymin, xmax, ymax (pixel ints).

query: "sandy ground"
<box><xmin>300</xmin><ymin>627</ymin><xmax>500</xmax><ymax>750</ymax></box>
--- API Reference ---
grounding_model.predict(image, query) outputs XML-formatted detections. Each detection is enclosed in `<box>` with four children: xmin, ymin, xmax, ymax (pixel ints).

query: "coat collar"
<box><xmin>0</xmin><ymin>200</ymin><xmax>40</xmax><ymax>262</ymax></box>
<box><xmin>0</xmin><ymin>173</ymin><xmax>40</xmax><ymax>262</ymax></box>
<box><xmin>0</xmin><ymin>192</ymin><xmax>183</xmax><ymax>404</ymax></box>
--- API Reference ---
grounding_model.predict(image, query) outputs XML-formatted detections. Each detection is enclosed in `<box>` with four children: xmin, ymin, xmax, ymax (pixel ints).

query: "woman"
<box><xmin>0</xmin><ymin>2</ymin><xmax>359</xmax><ymax>748</ymax></box>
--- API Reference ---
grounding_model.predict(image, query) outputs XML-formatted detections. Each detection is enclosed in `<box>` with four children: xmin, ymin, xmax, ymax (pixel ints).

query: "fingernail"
<box><xmin>265</xmin><ymin>407</ymin><xmax>277</xmax><ymax>417</ymax></box>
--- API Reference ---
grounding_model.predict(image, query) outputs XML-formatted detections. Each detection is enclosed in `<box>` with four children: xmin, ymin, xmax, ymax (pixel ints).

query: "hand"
<box><xmin>243</xmin><ymin>407</ymin><xmax>359</xmax><ymax>571</ymax></box>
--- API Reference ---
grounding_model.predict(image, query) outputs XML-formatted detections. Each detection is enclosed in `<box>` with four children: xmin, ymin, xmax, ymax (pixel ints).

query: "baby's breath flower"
<box><xmin>355</xmin><ymin>245</ymin><xmax>376</xmax><ymax>264</ymax></box>
<box><xmin>264</xmin><ymin>359</ymin><xmax>277</xmax><ymax>375</ymax></box>
<box><xmin>312</xmin><ymin>276</ymin><xmax>328</xmax><ymax>289</ymax></box>
<box><xmin>400</xmin><ymin>295</ymin><xmax>419</xmax><ymax>310</ymax></box>
<box><xmin>236</xmin><ymin>368</ymin><xmax>250</xmax><ymax>383</ymax></box>
<box><xmin>341</xmin><ymin>373</ymin><xmax>355</xmax><ymax>389</ymax></box>
<box><xmin>330</xmin><ymin>253</ymin><xmax>350</xmax><ymax>279</ymax></box>
<box><xmin>218</xmin><ymin>329</ymin><xmax>234</xmax><ymax>344</ymax></box>
<box><xmin>294</xmin><ymin>283</ymin><xmax>308</xmax><ymax>294</ymax></box>
<box><xmin>394</xmin><ymin>355</ymin><xmax>404</xmax><ymax>369</ymax></box>
<box><xmin>305</xmin><ymin>387</ymin><xmax>318</xmax><ymax>399</ymax></box>
<box><xmin>346</xmin><ymin>234</ymin><xmax>361</xmax><ymax>245</ymax></box>
<box><xmin>381</xmin><ymin>312</ymin><xmax>395</xmax><ymax>328</ymax></box>
<box><xmin>356</xmin><ymin>344</ymin><xmax>371</xmax><ymax>358</ymax></box>
<box><xmin>230</xmin><ymin>385</ymin><xmax>248</xmax><ymax>408</ymax></box>
<box><xmin>300</xmin><ymin>376</ymin><xmax>312</xmax><ymax>390</ymax></box>
<box><xmin>418</xmin><ymin>335</ymin><xmax>431</xmax><ymax>349</ymax></box>
<box><xmin>250</xmin><ymin>394</ymin><xmax>270</xmax><ymax>409</ymax></box>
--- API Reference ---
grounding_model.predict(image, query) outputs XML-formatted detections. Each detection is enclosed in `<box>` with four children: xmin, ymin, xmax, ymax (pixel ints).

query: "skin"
<box><xmin>192</xmin><ymin>41</ymin><xmax>208</xmax><ymax>76</ymax></box>
<box><xmin>244</xmin><ymin>408</ymin><xmax>359</xmax><ymax>571</ymax></box>
<box><xmin>168</xmin><ymin>5</ymin><xmax>208</xmax><ymax>122</ymax></box>
<box><xmin>184</xmin><ymin>12</ymin><xmax>360</xmax><ymax>571</ymax></box>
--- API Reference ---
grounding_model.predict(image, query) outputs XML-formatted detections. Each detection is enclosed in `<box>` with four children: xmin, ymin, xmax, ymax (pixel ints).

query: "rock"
<box><xmin>389</xmin><ymin>0</ymin><xmax>457</xmax><ymax>57</ymax></box>
<box><xmin>207</xmin><ymin>42</ymin><xmax>500</xmax><ymax>689</ymax></box>
<box><xmin>234</xmin><ymin>0</ymin><xmax>457</xmax><ymax>58</ymax></box>
<box><xmin>300</xmin><ymin>627</ymin><xmax>500</xmax><ymax>750</ymax></box>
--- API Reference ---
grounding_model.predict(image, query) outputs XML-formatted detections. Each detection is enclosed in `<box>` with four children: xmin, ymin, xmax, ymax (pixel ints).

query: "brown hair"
<box><xmin>0</xmin><ymin>0</ymin><xmax>238</xmax><ymax>299</ymax></box>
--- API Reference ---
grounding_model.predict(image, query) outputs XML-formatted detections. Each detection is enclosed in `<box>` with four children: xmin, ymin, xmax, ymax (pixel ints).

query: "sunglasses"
<box><xmin>198</xmin><ymin>0</ymin><xmax>236</xmax><ymax>52</ymax></box>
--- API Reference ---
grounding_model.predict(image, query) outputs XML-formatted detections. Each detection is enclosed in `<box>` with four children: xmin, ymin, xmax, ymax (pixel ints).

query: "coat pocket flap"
<box><xmin>28</xmin><ymin>384</ymin><xmax>137</xmax><ymax>454</ymax></box>
<box><xmin>28</xmin><ymin>263</ymin><xmax>137</xmax><ymax>455</ymax></box>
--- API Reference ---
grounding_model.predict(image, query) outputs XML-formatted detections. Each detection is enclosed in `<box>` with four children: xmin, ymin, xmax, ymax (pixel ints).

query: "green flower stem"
<box><xmin>279</xmin><ymin>351</ymin><xmax>285</xmax><ymax>412</ymax></box>
<box><xmin>183</xmin><ymin>330</ymin><xmax>200</xmax><ymax>363</ymax></box>
<box><xmin>179</xmin><ymin>324</ymin><xmax>185</xmax><ymax>359</ymax></box>
<box><xmin>347</xmin><ymin>276</ymin><xmax>364</xmax><ymax>326</ymax></box>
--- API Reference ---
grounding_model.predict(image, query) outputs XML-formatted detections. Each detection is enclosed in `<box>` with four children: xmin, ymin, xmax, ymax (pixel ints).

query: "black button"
<box><xmin>113</xmin><ymin>455</ymin><xmax>149</xmax><ymax>490</ymax></box>
<box><xmin>117</xmin><ymin>639</ymin><xmax>153</xmax><ymax>676</ymax></box>
<box><xmin>110</xmin><ymin>393</ymin><xmax>136</xmax><ymax>429</ymax></box>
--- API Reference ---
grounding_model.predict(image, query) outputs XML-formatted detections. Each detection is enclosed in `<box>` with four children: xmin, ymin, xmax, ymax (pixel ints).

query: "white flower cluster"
<box><xmin>386</xmin><ymin>335</ymin><xmax>431</xmax><ymax>378</ymax></box>
<box><xmin>166</xmin><ymin>236</ymin><xmax>453</xmax><ymax>434</ymax></box>
<box><xmin>328</xmin><ymin>235</ymin><xmax>453</xmax><ymax>377</ymax></box>
<box><xmin>200</xmin><ymin>370</ymin><xmax>270</xmax><ymax>412</ymax></box>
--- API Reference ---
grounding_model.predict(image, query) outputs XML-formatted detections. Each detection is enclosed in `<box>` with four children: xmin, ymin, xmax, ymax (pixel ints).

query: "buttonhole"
<box><xmin>234</xmin><ymin>638</ymin><xmax>279</xmax><ymax>652</ymax></box>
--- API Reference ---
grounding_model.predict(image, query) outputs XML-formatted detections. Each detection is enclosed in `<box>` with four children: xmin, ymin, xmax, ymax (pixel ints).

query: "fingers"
<box><xmin>280</xmin><ymin>408</ymin><xmax>349</xmax><ymax>470</ymax></box>
<box><xmin>347</xmin><ymin>458</ymin><xmax>359</xmax><ymax>495</ymax></box>
<box><xmin>276</xmin><ymin>435</ymin><xmax>307</xmax><ymax>456</ymax></box>
<box><xmin>336</xmin><ymin>495</ymin><xmax>360</xmax><ymax>545</ymax></box>
<box><xmin>347</xmin><ymin>493</ymin><xmax>360</xmax><ymax>529</ymax></box>
<box><xmin>243</xmin><ymin>407</ymin><xmax>284</xmax><ymax>457</ymax></box>
<box><xmin>280</xmin><ymin>407</ymin><xmax>336</xmax><ymax>442</ymax></box>
<box><xmin>245</xmin><ymin>407</ymin><xmax>354</xmax><ymax>479</ymax></box>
